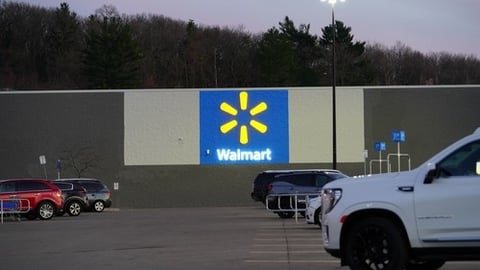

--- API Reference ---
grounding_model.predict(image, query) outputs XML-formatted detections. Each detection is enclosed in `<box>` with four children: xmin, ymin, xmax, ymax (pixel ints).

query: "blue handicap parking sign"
<box><xmin>392</xmin><ymin>130</ymin><xmax>406</xmax><ymax>143</ymax></box>
<box><xmin>375</xmin><ymin>141</ymin><xmax>387</xmax><ymax>151</ymax></box>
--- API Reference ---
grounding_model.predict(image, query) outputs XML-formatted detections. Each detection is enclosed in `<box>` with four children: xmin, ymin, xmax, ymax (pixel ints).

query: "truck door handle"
<box><xmin>397</xmin><ymin>186</ymin><xmax>414</xmax><ymax>192</ymax></box>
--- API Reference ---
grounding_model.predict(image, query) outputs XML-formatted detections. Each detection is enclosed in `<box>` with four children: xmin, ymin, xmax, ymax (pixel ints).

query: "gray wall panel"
<box><xmin>0</xmin><ymin>92</ymin><xmax>124</xmax><ymax>184</ymax></box>
<box><xmin>364</xmin><ymin>86</ymin><xmax>480</xmax><ymax>171</ymax></box>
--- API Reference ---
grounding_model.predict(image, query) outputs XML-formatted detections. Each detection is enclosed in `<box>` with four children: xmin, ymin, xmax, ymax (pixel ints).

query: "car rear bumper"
<box><xmin>251</xmin><ymin>192</ymin><xmax>262</xmax><ymax>201</ymax></box>
<box><xmin>104</xmin><ymin>199</ymin><xmax>112</xmax><ymax>208</ymax></box>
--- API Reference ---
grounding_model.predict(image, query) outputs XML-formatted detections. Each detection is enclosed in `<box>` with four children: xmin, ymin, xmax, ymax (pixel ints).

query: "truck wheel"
<box><xmin>406</xmin><ymin>260</ymin><xmax>445</xmax><ymax>270</ymax></box>
<box><xmin>345</xmin><ymin>217</ymin><xmax>408</xmax><ymax>270</ymax></box>
<box><xmin>314</xmin><ymin>207</ymin><xmax>322</xmax><ymax>226</ymax></box>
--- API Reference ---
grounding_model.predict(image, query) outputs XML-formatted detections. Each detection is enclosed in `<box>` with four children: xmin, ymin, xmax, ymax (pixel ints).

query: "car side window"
<box><xmin>438</xmin><ymin>140</ymin><xmax>480</xmax><ymax>177</ymax></box>
<box><xmin>0</xmin><ymin>182</ymin><xmax>15</xmax><ymax>193</ymax></box>
<box><xmin>54</xmin><ymin>182</ymin><xmax>72</xmax><ymax>190</ymax></box>
<box><xmin>16</xmin><ymin>181</ymin><xmax>50</xmax><ymax>191</ymax></box>
<box><xmin>80</xmin><ymin>182</ymin><xmax>98</xmax><ymax>192</ymax></box>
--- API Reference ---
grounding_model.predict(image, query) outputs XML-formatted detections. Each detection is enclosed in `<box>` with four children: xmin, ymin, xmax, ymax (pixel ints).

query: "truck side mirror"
<box><xmin>424</xmin><ymin>168</ymin><xmax>437</xmax><ymax>184</ymax></box>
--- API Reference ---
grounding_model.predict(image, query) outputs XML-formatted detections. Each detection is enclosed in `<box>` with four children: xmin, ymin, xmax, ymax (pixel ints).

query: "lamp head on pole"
<box><xmin>321</xmin><ymin>0</ymin><xmax>345</xmax><ymax>7</ymax></box>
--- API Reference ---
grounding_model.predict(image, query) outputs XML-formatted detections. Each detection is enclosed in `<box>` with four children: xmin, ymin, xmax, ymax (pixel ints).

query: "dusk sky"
<box><xmin>12</xmin><ymin>0</ymin><xmax>480</xmax><ymax>57</ymax></box>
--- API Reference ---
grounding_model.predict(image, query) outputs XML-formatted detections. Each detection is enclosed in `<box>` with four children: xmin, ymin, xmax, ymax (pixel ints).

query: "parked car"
<box><xmin>56</xmin><ymin>178</ymin><xmax>111</xmax><ymax>212</ymax></box>
<box><xmin>0</xmin><ymin>178</ymin><xmax>63</xmax><ymax>220</ymax></box>
<box><xmin>305</xmin><ymin>195</ymin><xmax>322</xmax><ymax>226</ymax></box>
<box><xmin>51</xmin><ymin>181</ymin><xmax>89</xmax><ymax>216</ymax></box>
<box><xmin>266</xmin><ymin>170</ymin><xmax>347</xmax><ymax>218</ymax></box>
<box><xmin>251</xmin><ymin>169</ymin><xmax>334</xmax><ymax>203</ymax></box>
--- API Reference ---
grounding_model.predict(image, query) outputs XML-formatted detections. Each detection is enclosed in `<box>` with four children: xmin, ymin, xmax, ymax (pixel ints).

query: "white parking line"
<box><xmin>244</xmin><ymin>259</ymin><xmax>340</xmax><ymax>263</ymax></box>
<box><xmin>253</xmin><ymin>244</ymin><xmax>323</xmax><ymax>247</ymax></box>
<box><xmin>250</xmin><ymin>250</ymin><xmax>326</xmax><ymax>254</ymax></box>
<box><xmin>255</xmin><ymin>239</ymin><xmax>323</xmax><ymax>242</ymax></box>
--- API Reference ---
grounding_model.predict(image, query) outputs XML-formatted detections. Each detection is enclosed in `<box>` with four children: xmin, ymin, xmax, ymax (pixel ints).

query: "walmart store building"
<box><xmin>1</xmin><ymin>85</ymin><xmax>479</xmax><ymax>207</ymax></box>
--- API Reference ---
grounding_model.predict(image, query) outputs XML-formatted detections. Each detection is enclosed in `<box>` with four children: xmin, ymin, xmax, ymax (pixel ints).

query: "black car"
<box><xmin>266</xmin><ymin>170</ymin><xmax>347</xmax><ymax>218</ymax></box>
<box><xmin>57</xmin><ymin>178</ymin><xmax>112</xmax><ymax>212</ymax></box>
<box><xmin>251</xmin><ymin>169</ymin><xmax>336</xmax><ymax>204</ymax></box>
<box><xmin>51</xmin><ymin>181</ymin><xmax>89</xmax><ymax>216</ymax></box>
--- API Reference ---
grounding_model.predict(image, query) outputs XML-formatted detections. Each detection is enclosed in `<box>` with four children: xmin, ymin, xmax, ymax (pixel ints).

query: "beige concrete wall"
<box><xmin>124</xmin><ymin>90</ymin><xmax>199</xmax><ymax>165</ymax></box>
<box><xmin>289</xmin><ymin>87</ymin><xmax>364</xmax><ymax>163</ymax></box>
<box><xmin>337</xmin><ymin>87</ymin><xmax>365</xmax><ymax>162</ymax></box>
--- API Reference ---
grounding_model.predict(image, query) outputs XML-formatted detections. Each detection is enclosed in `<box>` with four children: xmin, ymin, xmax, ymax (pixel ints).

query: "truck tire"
<box><xmin>314</xmin><ymin>207</ymin><xmax>322</xmax><ymax>226</ymax></box>
<box><xmin>344</xmin><ymin>217</ymin><xmax>408</xmax><ymax>270</ymax></box>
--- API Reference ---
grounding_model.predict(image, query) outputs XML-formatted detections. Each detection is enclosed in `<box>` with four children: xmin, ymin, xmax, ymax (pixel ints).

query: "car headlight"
<box><xmin>321</xmin><ymin>188</ymin><xmax>342</xmax><ymax>214</ymax></box>
<box><xmin>306</xmin><ymin>195</ymin><xmax>319</xmax><ymax>208</ymax></box>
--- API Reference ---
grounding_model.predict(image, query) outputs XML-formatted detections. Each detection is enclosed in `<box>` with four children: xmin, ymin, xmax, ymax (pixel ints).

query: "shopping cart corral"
<box><xmin>1</xmin><ymin>199</ymin><xmax>30</xmax><ymax>223</ymax></box>
<box><xmin>266</xmin><ymin>192</ymin><xmax>320</xmax><ymax>221</ymax></box>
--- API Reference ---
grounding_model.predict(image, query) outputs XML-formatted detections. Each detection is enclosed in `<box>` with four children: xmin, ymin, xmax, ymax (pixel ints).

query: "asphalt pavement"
<box><xmin>1</xmin><ymin>207</ymin><xmax>479</xmax><ymax>270</ymax></box>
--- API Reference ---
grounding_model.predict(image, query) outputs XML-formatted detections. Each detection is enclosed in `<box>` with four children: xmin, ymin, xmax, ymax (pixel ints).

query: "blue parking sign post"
<box><xmin>375</xmin><ymin>142</ymin><xmax>386</xmax><ymax>173</ymax></box>
<box><xmin>392</xmin><ymin>130</ymin><xmax>406</xmax><ymax>172</ymax></box>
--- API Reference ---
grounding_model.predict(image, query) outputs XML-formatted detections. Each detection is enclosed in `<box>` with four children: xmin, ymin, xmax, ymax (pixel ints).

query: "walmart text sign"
<box><xmin>200</xmin><ymin>90</ymin><xmax>289</xmax><ymax>164</ymax></box>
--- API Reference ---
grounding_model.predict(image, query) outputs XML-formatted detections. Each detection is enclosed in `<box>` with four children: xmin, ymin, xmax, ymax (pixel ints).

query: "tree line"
<box><xmin>1</xmin><ymin>1</ymin><xmax>479</xmax><ymax>90</ymax></box>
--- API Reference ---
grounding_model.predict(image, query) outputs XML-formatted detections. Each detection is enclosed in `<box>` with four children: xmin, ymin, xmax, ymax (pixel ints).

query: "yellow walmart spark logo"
<box><xmin>219</xmin><ymin>91</ymin><xmax>268</xmax><ymax>144</ymax></box>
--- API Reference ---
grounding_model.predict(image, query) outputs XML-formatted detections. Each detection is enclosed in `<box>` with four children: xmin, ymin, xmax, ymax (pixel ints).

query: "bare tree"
<box><xmin>60</xmin><ymin>146</ymin><xmax>100</xmax><ymax>177</ymax></box>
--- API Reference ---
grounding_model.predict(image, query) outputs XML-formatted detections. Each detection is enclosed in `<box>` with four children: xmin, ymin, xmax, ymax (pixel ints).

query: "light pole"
<box><xmin>321</xmin><ymin>0</ymin><xmax>344</xmax><ymax>170</ymax></box>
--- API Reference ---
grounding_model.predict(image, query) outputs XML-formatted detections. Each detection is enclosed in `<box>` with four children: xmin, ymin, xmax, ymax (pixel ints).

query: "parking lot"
<box><xmin>1</xmin><ymin>207</ymin><xmax>480</xmax><ymax>270</ymax></box>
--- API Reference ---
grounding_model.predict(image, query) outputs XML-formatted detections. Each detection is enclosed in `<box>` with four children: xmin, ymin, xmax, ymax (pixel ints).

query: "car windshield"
<box><xmin>327</xmin><ymin>172</ymin><xmax>348</xmax><ymax>180</ymax></box>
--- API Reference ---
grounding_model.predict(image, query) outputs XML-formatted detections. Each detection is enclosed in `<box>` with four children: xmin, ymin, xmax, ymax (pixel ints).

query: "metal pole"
<box><xmin>331</xmin><ymin>6</ymin><xmax>337</xmax><ymax>170</ymax></box>
<box><xmin>379</xmin><ymin>151</ymin><xmax>382</xmax><ymax>174</ymax></box>
<box><xmin>397</xmin><ymin>142</ymin><xmax>401</xmax><ymax>172</ymax></box>
<box><xmin>43</xmin><ymin>164</ymin><xmax>48</xmax><ymax>179</ymax></box>
<box><xmin>214</xmin><ymin>48</ymin><xmax>218</xmax><ymax>88</ymax></box>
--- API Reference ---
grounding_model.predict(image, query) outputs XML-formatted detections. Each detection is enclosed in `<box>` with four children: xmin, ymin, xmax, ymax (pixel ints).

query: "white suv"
<box><xmin>321</xmin><ymin>128</ymin><xmax>480</xmax><ymax>270</ymax></box>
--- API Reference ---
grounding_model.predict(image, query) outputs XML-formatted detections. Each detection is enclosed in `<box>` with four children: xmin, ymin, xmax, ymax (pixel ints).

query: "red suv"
<box><xmin>0</xmin><ymin>178</ymin><xmax>64</xmax><ymax>220</ymax></box>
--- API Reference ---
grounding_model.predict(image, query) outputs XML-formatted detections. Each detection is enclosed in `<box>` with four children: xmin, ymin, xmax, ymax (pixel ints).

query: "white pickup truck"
<box><xmin>321</xmin><ymin>128</ymin><xmax>480</xmax><ymax>270</ymax></box>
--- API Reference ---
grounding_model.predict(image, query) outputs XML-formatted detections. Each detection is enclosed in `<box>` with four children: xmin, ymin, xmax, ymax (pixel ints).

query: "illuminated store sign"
<box><xmin>200</xmin><ymin>90</ymin><xmax>289</xmax><ymax>164</ymax></box>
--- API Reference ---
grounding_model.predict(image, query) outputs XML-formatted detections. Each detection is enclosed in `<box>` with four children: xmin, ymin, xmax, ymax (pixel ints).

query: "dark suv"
<box><xmin>51</xmin><ymin>181</ymin><xmax>89</xmax><ymax>216</ymax></box>
<box><xmin>251</xmin><ymin>169</ymin><xmax>329</xmax><ymax>203</ymax></box>
<box><xmin>266</xmin><ymin>170</ymin><xmax>347</xmax><ymax>218</ymax></box>
<box><xmin>57</xmin><ymin>178</ymin><xmax>111</xmax><ymax>212</ymax></box>
<box><xmin>0</xmin><ymin>178</ymin><xmax>64</xmax><ymax>220</ymax></box>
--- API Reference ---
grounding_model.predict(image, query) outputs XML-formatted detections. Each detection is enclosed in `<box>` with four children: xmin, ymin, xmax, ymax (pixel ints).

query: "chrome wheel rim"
<box><xmin>68</xmin><ymin>202</ymin><xmax>81</xmax><ymax>216</ymax></box>
<box><xmin>39</xmin><ymin>203</ymin><xmax>54</xmax><ymax>219</ymax></box>
<box><xmin>94</xmin><ymin>201</ymin><xmax>105</xmax><ymax>212</ymax></box>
